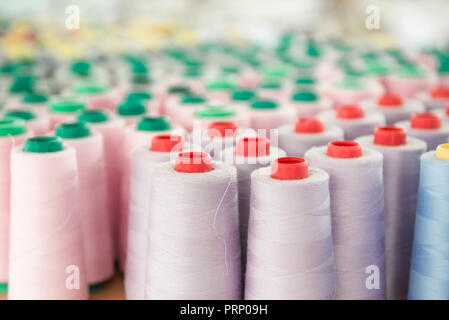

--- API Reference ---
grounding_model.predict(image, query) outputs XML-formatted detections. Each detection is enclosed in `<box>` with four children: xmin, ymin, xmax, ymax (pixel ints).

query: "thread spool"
<box><xmin>189</xmin><ymin>104</ymin><xmax>251</xmax><ymax>133</ymax></box>
<box><xmin>409</xmin><ymin>144</ymin><xmax>449</xmax><ymax>299</ymax></box>
<box><xmin>145</xmin><ymin>152</ymin><xmax>241</xmax><ymax>299</ymax></box>
<box><xmin>361</xmin><ymin>94</ymin><xmax>425</xmax><ymax>125</ymax></box>
<box><xmin>0</xmin><ymin>118</ymin><xmax>28</xmax><ymax>293</ymax></box>
<box><xmin>416</xmin><ymin>86</ymin><xmax>449</xmax><ymax>111</ymax></box>
<box><xmin>78</xmin><ymin>109</ymin><xmax>126</xmax><ymax>260</ymax></box>
<box><xmin>165</xmin><ymin>94</ymin><xmax>207</xmax><ymax>125</ymax></box>
<box><xmin>73</xmin><ymin>82</ymin><xmax>117</xmax><ymax>111</ymax></box>
<box><xmin>288</xmin><ymin>90</ymin><xmax>333</xmax><ymax>118</ymax></box>
<box><xmin>9</xmin><ymin>136</ymin><xmax>88</xmax><ymax>299</ymax></box>
<box><xmin>257</xmin><ymin>80</ymin><xmax>291</xmax><ymax>100</ymax></box>
<box><xmin>231</xmin><ymin>89</ymin><xmax>255</xmax><ymax>109</ymax></box>
<box><xmin>356</xmin><ymin>127</ymin><xmax>427</xmax><ymax>300</ymax></box>
<box><xmin>305</xmin><ymin>141</ymin><xmax>386</xmax><ymax>299</ymax></box>
<box><xmin>318</xmin><ymin>105</ymin><xmax>386</xmax><ymax>140</ymax></box>
<box><xmin>395</xmin><ymin>112</ymin><xmax>449</xmax><ymax>150</ymax></box>
<box><xmin>278</xmin><ymin>118</ymin><xmax>344</xmax><ymax>157</ymax></box>
<box><xmin>48</xmin><ymin>97</ymin><xmax>86</xmax><ymax>129</ymax></box>
<box><xmin>434</xmin><ymin>105</ymin><xmax>449</xmax><ymax>123</ymax></box>
<box><xmin>119</xmin><ymin>116</ymin><xmax>184</xmax><ymax>270</ymax></box>
<box><xmin>4</xmin><ymin>109</ymin><xmax>50</xmax><ymax>135</ymax></box>
<box><xmin>117</xmin><ymin>99</ymin><xmax>147</xmax><ymax>125</ymax></box>
<box><xmin>321</xmin><ymin>77</ymin><xmax>384</xmax><ymax>105</ymax></box>
<box><xmin>384</xmin><ymin>65</ymin><xmax>437</xmax><ymax>98</ymax></box>
<box><xmin>206</xmin><ymin>79</ymin><xmax>236</xmax><ymax>103</ymax></box>
<box><xmin>125</xmin><ymin>90</ymin><xmax>162</xmax><ymax>116</ymax></box>
<box><xmin>20</xmin><ymin>93</ymin><xmax>49</xmax><ymax>115</ymax></box>
<box><xmin>219</xmin><ymin>137</ymin><xmax>286</xmax><ymax>275</ymax></box>
<box><xmin>248</xmin><ymin>99</ymin><xmax>295</xmax><ymax>136</ymax></box>
<box><xmin>245</xmin><ymin>157</ymin><xmax>335</xmax><ymax>299</ymax></box>
<box><xmin>125</xmin><ymin>134</ymin><xmax>184</xmax><ymax>299</ymax></box>
<box><xmin>55</xmin><ymin>121</ymin><xmax>114</xmax><ymax>287</ymax></box>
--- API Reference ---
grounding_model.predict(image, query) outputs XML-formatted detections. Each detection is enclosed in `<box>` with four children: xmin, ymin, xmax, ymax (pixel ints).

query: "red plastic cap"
<box><xmin>327</xmin><ymin>140</ymin><xmax>362</xmax><ymax>158</ymax></box>
<box><xmin>295</xmin><ymin>118</ymin><xmax>324</xmax><ymax>133</ymax></box>
<box><xmin>207</xmin><ymin>121</ymin><xmax>238</xmax><ymax>137</ymax></box>
<box><xmin>174</xmin><ymin>152</ymin><xmax>212</xmax><ymax>173</ymax></box>
<box><xmin>236</xmin><ymin>137</ymin><xmax>270</xmax><ymax>157</ymax></box>
<box><xmin>336</xmin><ymin>105</ymin><xmax>365</xmax><ymax>119</ymax></box>
<box><xmin>445</xmin><ymin>105</ymin><xmax>449</xmax><ymax>116</ymax></box>
<box><xmin>377</xmin><ymin>94</ymin><xmax>403</xmax><ymax>107</ymax></box>
<box><xmin>271</xmin><ymin>157</ymin><xmax>308</xmax><ymax>180</ymax></box>
<box><xmin>374</xmin><ymin>126</ymin><xmax>406</xmax><ymax>146</ymax></box>
<box><xmin>431</xmin><ymin>86</ymin><xmax>449</xmax><ymax>99</ymax></box>
<box><xmin>151</xmin><ymin>134</ymin><xmax>184</xmax><ymax>152</ymax></box>
<box><xmin>410</xmin><ymin>112</ymin><xmax>441</xmax><ymax>129</ymax></box>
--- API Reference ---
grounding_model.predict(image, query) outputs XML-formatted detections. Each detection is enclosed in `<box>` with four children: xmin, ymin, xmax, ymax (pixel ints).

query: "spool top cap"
<box><xmin>23</xmin><ymin>136</ymin><xmax>64</xmax><ymax>153</ymax></box>
<box><xmin>181</xmin><ymin>95</ymin><xmax>206</xmax><ymax>104</ymax></box>
<box><xmin>50</xmin><ymin>98</ymin><xmax>85</xmax><ymax>113</ymax></box>
<box><xmin>232</xmin><ymin>89</ymin><xmax>255</xmax><ymax>101</ymax></box>
<box><xmin>207</xmin><ymin>79</ymin><xmax>235</xmax><ymax>90</ymax></box>
<box><xmin>126</xmin><ymin>91</ymin><xmax>152</xmax><ymax>101</ymax></box>
<box><xmin>295</xmin><ymin>118</ymin><xmax>325</xmax><ymax>133</ymax></box>
<box><xmin>251</xmin><ymin>100</ymin><xmax>278</xmax><ymax>109</ymax></box>
<box><xmin>336</xmin><ymin>77</ymin><xmax>364</xmax><ymax>89</ymax></box>
<box><xmin>207</xmin><ymin>121</ymin><xmax>238</xmax><ymax>137</ymax></box>
<box><xmin>56</xmin><ymin>121</ymin><xmax>91</xmax><ymax>139</ymax></box>
<box><xmin>174</xmin><ymin>151</ymin><xmax>212</xmax><ymax>173</ymax></box>
<box><xmin>137</xmin><ymin>116</ymin><xmax>171</xmax><ymax>131</ymax></box>
<box><xmin>195</xmin><ymin>106</ymin><xmax>235</xmax><ymax>118</ymax></box>
<box><xmin>150</xmin><ymin>134</ymin><xmax>183</xmax><ymax>152</ymax></box>
<box><xmin>22</xmin><ymin>93</ymin><xmax>48</xmax><ymax>104</ymax></box>
<box><xmin>430</xmin><ymin>86</ymin><xmax>449</xmax><ymax>99</ymax></box>
<box><xmin>436</xmin><ymin>143</ymin><xmax>449</xmax><ymax>160</ymax></box>
<box><xmin>292</xmin><ymin>91</ymin><xmax>318</xmax><ymax>102</ymax></box>
<box><xmin>118</xmin><ymin>100</ymin><xmax>146</xmax><ymax>116</ymax></box>
<box><xmin>327</xmin><ymin>140</ymin><xmax>362</xmax><ymax>158</ymax></box>
<box><xmin>260</xmin><ymin>81</ymin><xmax>281</xmax><ymax>89</ymax></box>
<box><xmin>5</xmin><ymin>109</ymin><xmax>36</xmax><ymax>121</ymax></box>
<box><xmin>398</xmin><ymin>65</ymin><xmax>424</xmax><ymax>78</ymax></box>
<box><xmin>377</xmin><ymin>94</ymin><xmax>403</xmax><ymax>107</ymax></box>
<box><xmin>0</xmin><ymin>118</ymin><xmax>27</xmax><ymax>136</ymax></box>
<box><xmin>168</xmin><ymin>85</ymin><xmax>191</xmax><ymax>95</ymax></box>
<box><xmin>78</xmin><ymin>109</ymin><xmax>109</xmax><ymax>123</ymax></box>
<box><xmin>374</xmin><ymin>126</ymin><xmax>406</xmax><ymax>146</ymax></box>
<box><xmin>73</xmin><ymin>82</ymin><xmax>106</xmax><ymax>95</ymax></box>
<box><xmin>336</xmin><ymin>105</ymin><xmax>365</xmax><ymax>119</ymax></box>
<box><xmin>295</xmin><ymin>77</ymin><xmax>315</xmax><ymax>85</ymax></box>
<box><xmin>411</xmin><ymin>112</ymin><xmax>441</xmax><ymax>129</ymax></box>
<box><xmin>236</xmin><ymin>136</ymin><xmax>270</xmax><ymax>157</ymax></box>
<box><xmin>271</xmin><ymin>157</ymin><xmax>309</xmax><ymax>180</ymax></box>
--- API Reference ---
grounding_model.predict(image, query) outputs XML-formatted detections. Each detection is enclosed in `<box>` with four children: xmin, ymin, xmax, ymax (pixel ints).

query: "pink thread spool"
<box><xmin>124</xmin><ymin>90</ymin><xmax>161</xmax><ymax>115</ymax></box>
<box><xmin>56</xmin><ymin>122</ymin><xmax>114</xmax><ymax>287</ymax></box>
<box><xmin>72</xmin><ymin>82</ymin><xmax>118</xmax><ymax>112</ymax></box>
<box><xmin>0</xmin><ymin>119</ymin><xmax>28</xmax><ymax>293</ymax></box>
<box><xmin>119</xmin><ymin>116</ymin><xmax>184</xmax><ymax>270</ymax></box>
<box><xmin>248</xmin><ymin>99</ymin><xmax>295</xmax><ymax>137</ymax></box>
<box><xmin>320</xmin><ymin>77</ymin><xmax>384</xmax><ymax>105</ymax></box>
<box><xmin>416</xmin><ymin>86</ymin><xmax>449</xmax><ymax>111</ymax></box>
<box><xmin>205</xmin><ymin>79</ymin><xmax>236</xmax><ymax>103</ymax></box>
<box><xmin>78</xmin><ymin>109</ymin><xmax>126</xmax><ymax>260</ymax></box>
<box><xmin>125</xmin><ymin>134</ymin><xmax>184</xmax><ymax>299</ymax></box>
<box><xmin>48</xmin><ymin>97</ymin><xmax>86</xmax><ymax>130</ymax></box>
<box><xmin>189</xmin><ymin>104</ymin><xmax>251</xmax><ymax>133</ymax></box>
<box><xmin>153</xmin><ymin>82</ymin><xmax>198</xmax><ymax>115</ymax></box>
<box><xmin>288</xmin><ymin>90</ymin><xmax>333</xmax><ymax>118</ymax></box>
<box><xmin>4</xmin><ymin>109</ymin><xmax>51</xmax><ymax>135</ymax></box>
<box><xmin>257</xmin><ymin>80</ymin><xmax>292</xmax><ymax>101</ymax></box>
<box><xmin>383</xmin><ymin>66</ymin><xmax>437</xmax><ymax>98</ymax></box>
<box><xmin>116</xmin><ymin>99</ymin><xmax>148</xmax><ymax>126</ymax></box>
<box><xmin>19</xmin><ymin>93</ymin><xmax>49</xmax><ymax>116</ymax></box>
<box><xmin>9</xmin><ymin>136</ymin><xmax>88</xmax><ymax>299</ymax></box>
<box><xmin>165</xmin><ymin>94</ymin><xmax>207</xmax><ymax>129</ymax></box>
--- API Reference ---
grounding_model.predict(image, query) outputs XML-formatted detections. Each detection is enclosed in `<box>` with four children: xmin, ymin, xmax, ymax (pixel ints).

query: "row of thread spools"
<box><xmin>1</xmin><ymin>79</ymin><xmax>449</xmax><ymax>299</ymax></box>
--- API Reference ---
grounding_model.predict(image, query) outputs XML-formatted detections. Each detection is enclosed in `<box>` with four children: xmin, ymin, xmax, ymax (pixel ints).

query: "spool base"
<box><xmin>0</xmin><ymin>282</ymin><xmax>7</xmax><ymax>293</ymax></box>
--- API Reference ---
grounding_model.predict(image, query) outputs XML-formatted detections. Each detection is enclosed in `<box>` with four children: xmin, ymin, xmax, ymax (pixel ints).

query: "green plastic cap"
<box><xmin>9</xmin><ymin>75</ymin><xmax>35</xmax><ymax>94</ymax></box>
<box><xmin>71</xmin><ymin>61</ymin><xmax>91</xmax><ymax>76</ymax></box>
<box><xmin>50</xmin><ymin>98</ymin><xmax>86</xmax><ymax>113</ymax></box>
<box><xmin>137</xmin><ymin>116</ymin><xmax>171</xmax><ymax>131</ymax></box>
<box><xmin>397</xmin><ymin>65</ymin><xmax>425</xmax><ymax>78</ymax></box>
<box><xmin>232</xmin><ymin>90</ymin><xmax>255</xmax><ymax>101</ymax></box>
<box><xmin>23</xmin><ymin>93</ymin><xmax>48</xmax><ymax>104</ymax></box>
<box><xmin>78</xmin><ymin>109</ymin><xmax>109</xmax><ymax>123</ymax></box>
<box><xmin>262</xmin><ymin>65</ymin><xmax>288</xmax><ymax>78</ymax></box>
<box><xmin>336</xmin><ymin>77</ymin><xmax>364</xmax><ymax>89</ymax></box>
<box><xmin>251</xmin><ymin>100</ymin><xmax>278</xmax><ymax>109</ymax></box>
<box><xmin>73</xmin><ymin>82</ymin><xmax>106</xmax><ymax>95</ymax></box>
<box><xmin>260</xmin><ymin>81</ymin><xmax>281</xmax><ymax>89</ymax></box>
<box><xmin>292</xmin><ymin>91</ymin><xmax>318</xmax><ymax>102</ymax></box>
<box><xmin>195</xmin><ymin>106</ymin><xmax>235</xmax><ymax>118</ymax></box>
<box><xmin>207</xmin><ymin>80</ymin><xmax>236</xmax><ymax>91</ymax></box>
<box><xmin>4</xmin><ymin>110</ymin><xmax>37</xmax><ymax>121</ymax></box>
<box><xmin>181</xmin><ymin>95</ymin><xmax>206</xmax><ymax>104</ymax></box>
<box><xmin>56</xmin><ymin>121</ymin><xmax>91</xmax><ymax>139</ymax></box>
<box><xmin>0</xmin><ymin>118</ymin><xmax>27</xmax><ymax>136</ymax></box>
<box><xmin>132</xmin><ymin>73</ymin><xmax>151</xmax><ymax>84</ymax></box>
<box><xmin>118</xmin><ymin>100</ymin><xmax>146</xmax><ymax>116</ymax></box>
<box><xmin>24</xmin><ymin>136</ymin><xmax>64</xmax><ymax>153</ymax></box>
<box><xmin>168</xmin><ymin>85</ymin><xmax>191</xmax><ymax>95</ymax></box>
<box><xmin>126</xmin><ymin>91</ymin><xmax>152</xmax><ymax>101</ymax></box>
<box><xmin>184</xmin><ymin>67</ymin><xmax>202</xmax><ymax>78</ymax></box>
<box><xmin>295</xmin><ymin>77</ymin><xmax>315</xmax><ymax>85</ymax></box>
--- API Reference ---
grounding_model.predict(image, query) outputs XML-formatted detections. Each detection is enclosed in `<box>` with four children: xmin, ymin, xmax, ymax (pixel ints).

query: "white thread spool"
<box><xmin>318</xmin><ymin>105</ymin><xmax>386</xmax><ymax>140</ymax></box>
<box><xmin>4</xmin><ymin>109</ymin><xmax>51</xmax><ymax>136</ymax></box>
<box><xmin>125</xmin><ymin>135</ymin><xmax>184</xmax><ymax>300</ymax></box>
<box><xmin>434</xmin><ymin>106</ymin><xmax>449</xmax><ymax>123</ymax></box>
<box><xmin>56</xmin><ymin>122</ymin><xmax>114</xmax><ymax>286</ymax></box>
<box><xmin>219</xmin><ymin>137</ymin><xmax>286</xmax><ymax>272</ymax></box>
<box><xmin>416</xmin><ymin>86</ymin><xmax>449</xmax><ymax>111</ymax></box>
<box><xmin>395</xmin><ymin>112</ymin><xmax>449</xmax><ymax>150</ymax></box>
<box><xmin>245</xmin><ymin>157</ymin><xmax>335</xmax><ymax>300</ymax></box>
<box><xmin>9</xmin><ymin>137</ymin><xmax>88</xmax><ymax>299</ymax></box>
<box><xmin>248</xmin><ymin>99</ymin><xmax>295</xmax><ymax>136</ymax></box>
<box><xmin>278</xmin><ymin>118</ymin><xmax>344</xmax><ymax>157</ymax></box>
<box><xmin>145</xmin><ymin>152</ymin><xmax>241</xmax><ymax>299</ymax></box>
<box><xmin>361</xmin><ymin>94</ymin><xmax>425</xmax><ymax>125</ymax></box>
<box><xmin>0</xmin><ymin>119</ymin><xmax>28</xmax><ymax>292</ymax></box>
<box><xmin>356</xmin><ymin>127</ymin><xmax>427</xmax><ymax>300</ymax></box>
<box><xmin>287</xmin><ymin>91</ymin><xmax>333</xmax><ymax>118</ymax></box>
<box><xmin>305</xmin><ymin>141</ymin><xmax>386</xmax><ymax>300</ymax></box>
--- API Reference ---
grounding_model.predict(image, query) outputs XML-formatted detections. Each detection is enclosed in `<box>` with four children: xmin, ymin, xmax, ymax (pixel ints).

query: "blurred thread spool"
<box><xmin>20</xmin><ymin>93</ymin><xmax>49</xmax><ymax>116</ymax></box>
<box><xmin>56</xmin><ymin>122</ymin><xmax>114</xmax><ymax>287</ymax></box>
<box><xmin>278</xmin><ymin>118</ymin><xmax>344</xmax><ymax>157</ymax></box>
<box><xmin>0</xmin><ymin>119</ymin><xmax>28</xmax><ymax>293</ymax></box>
<box><xmin>318</xmin><ymin>105</ymin><xmax>386</xmax><ymax>140</ymax></box>
<box><xmin>409</xmin><ymin>144</ymin><xmax>449</xmax><ymax>299</ymax></box>
<box><xmin>9</xmin><ymin>136</ymin><xmax>88</xmax><ymax>299</ymax></box>
<box><xmin>288</xmin><ymin>90</ymin><xmax>333</xmax><ymax>118</ymax></box>
<box><xmin>320</xmin><ymin>77</ymin><xmax>384</xmax><ymax>105</ymax></box>
<box><xmin>145</xmin><ymin>152</ymin><xmax>241</xmax><ymax>299</ymax></box>
<box><xmin>384</xmin><ymin>66</ymin><xmax>437</xmax><ymax>98</ymax></box>
<box><xmin>245</xmin><ymin>157</ymin><xmax>335</xmax><ymax>299</ymax></box>
<box><xmin>189</xmin><ymin>105</ymin><xmax>251</xmax><ymax>133</ymax></box>
<box><xmin>48</xmin><ymin>97</ymin><xmax>86</xmax><ymax>130</ymax></box>
<box><xmin>219</xmin><ymin>137</ymin><xmax>286</xmax><ymax>276</ymax></box>
<box><xmin>116</xmin><ymin>99</ymin><xmax>147</xmax><ymax>126</ymax></box>
<box><xmin>361</xmin><ymin>94</ymin><xmax>425</xmax><ymax>125</ymax></box>
<box><xmin>416</xmin><ymin>86</ymin><xmax>449</xmax><ymax>111</ymax></box>
<box><xmin>4</xmin><ymin>109</ymin><xmax>50</xmax><ymax>135</ymax></box>
<box><xmin>395</xmin><ymin>112</ymin><xmax>449</xmax><ymax>151</ymax></box>
<box><xmin>305</xmin><ymin>141</ymin><xmax>386</xmax><ymax>299</ymax></box>
<box><xmin>125</xmin><ymin>134</ymin><xmax>184</xmax><ymax>300</ymax></box>
<box><xmin>248</xmin><ymin>99</ymin><xmax>295</xmax><ymax>137</ymax></box>
<box><xmin>165</xmin><ymin>94</ymin><xmax>207</xmax><ymax>127</ymax></box>
<box><xmin>78</xmin><ymin>109</ymin><xmax>125</xmax><ymax>260</ymax></box>
<box><xmin>356</xmin><ymin>127</ymin><xmax>427</xmax><ymax>300</ymax></box>
<box><xmin>73</xmin><ymin>82</ymin><xmax>118</xmax><ymax>112</ymax></box>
